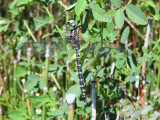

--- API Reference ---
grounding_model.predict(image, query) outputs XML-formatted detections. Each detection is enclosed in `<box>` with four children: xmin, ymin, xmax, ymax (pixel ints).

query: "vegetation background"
<box><xmin>0</xmin><ymin>0</ymin><xmax>160</xmax><ymax>120</ymax></box>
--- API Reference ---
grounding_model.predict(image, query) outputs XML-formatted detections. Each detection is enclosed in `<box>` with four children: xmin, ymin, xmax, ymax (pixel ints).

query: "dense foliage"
<box><xmin>0</xmin><ymin>0</ymin><xmax>160</xmax><ymax>120</ymax></box>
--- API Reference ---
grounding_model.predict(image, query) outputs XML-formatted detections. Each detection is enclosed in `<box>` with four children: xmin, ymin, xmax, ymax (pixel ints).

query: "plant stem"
<box><xmin>42</xmin><ymin>45</ymin><xmax>50</xmax><ymax>120</ymax></box>
<box><xmin>23</xmin><ymin>20</ymin><xmax>37</xmax><ymax>42</ymax></box>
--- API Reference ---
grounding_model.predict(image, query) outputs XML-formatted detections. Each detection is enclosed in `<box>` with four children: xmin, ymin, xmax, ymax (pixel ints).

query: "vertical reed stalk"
<box><xmin>0</xmin><ymin>104</ymin><xmax>2</xmax><ymax>120</ymax></box>
<box><xmin>141</xmin><ymin>17</ymin><xmax>153</xmax><ymax>106</ymax></box>
<box><xmin>23</xmin><ymin>20</ymin><xmax>37</xmax><ymax>42</ymax></box>
<box><xmin>110</xmin><ymin>58</ymin><xmax>116</xmax><ymax>78</ymax></box>
<box><xmin>21</xmin><ymin>79</ymin><xmax>31</xmax><ymax>116</ymax></box>
<box><xmin>37</xmin><ymin>3</ymin><xmax>41</xmax><ymax>42</ymax></box>
<box><xmin>42</xmin><ymin>44</ymin><xmax>50</xmax><ymax>120</ymax></box>
<box><xmin>13</xmin><ymin>60</ymin><xmax>17</xmax><ymax>106</ymax></box>
<box><xmin>66</xmin><ymin>94</ymin><xmax>76</xmax><ymax>120</ymax></box>
<box><xmin>66</xmin><ymin>60</ymin><xmax>70</xmax><ymax>89</ymax></box>
<box><xmin>92</xmin><ymin>81</ymin><xmax>96</xmax><ymax>120</ymax></box>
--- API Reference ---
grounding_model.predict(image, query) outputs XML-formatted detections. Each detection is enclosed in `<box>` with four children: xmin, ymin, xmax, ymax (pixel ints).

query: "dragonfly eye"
<box><xmin>68</xmin><ymin>20</ymin><xmax>74</xmax><ymax>25</ymax></box>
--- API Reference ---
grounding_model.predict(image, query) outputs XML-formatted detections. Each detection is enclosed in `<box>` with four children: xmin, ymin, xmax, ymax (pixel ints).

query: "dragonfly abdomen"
<box><xmin>75</xmin><ymin>49</ymin><xmax>86</xmax><ymax>100</ymax></box>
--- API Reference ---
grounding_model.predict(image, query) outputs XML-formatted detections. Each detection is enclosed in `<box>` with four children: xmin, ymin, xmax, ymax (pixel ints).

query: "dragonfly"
<box><xmin>67</xmin><ymin>20</ymin><xmax>86</xmax><ymax>100</ymax></box>
<box><xmin>16</xmin><ymin>20</ymin><xmax>130</xmax><ymax>101</ymax></box>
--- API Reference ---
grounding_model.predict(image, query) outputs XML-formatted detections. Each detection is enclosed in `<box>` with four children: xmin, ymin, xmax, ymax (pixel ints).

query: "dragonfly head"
<box><xmin>68</xmin><ymin>20</ymin><xmax>77</xmax><ymax>29</ymax></box>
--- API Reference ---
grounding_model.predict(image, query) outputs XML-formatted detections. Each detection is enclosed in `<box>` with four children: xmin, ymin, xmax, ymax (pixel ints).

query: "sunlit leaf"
<box><xmin>0</xmin><ymin>18</ymin><xmax>11</xmax><ymax>32</ymax></box>
<box><xmin>126</xmin><ymin>4</ymin><xmax>147</xmax><ymax>25</ymax></box>
<box><xmin>76</xmin><ymin>99</ymin><xmax>86</xmax><ymax>108</ymax></box>
<box><xmin>64</xmin><ymin>3</ymin><xmax>76</xmax><ymax>11</ymax></box>
<box><xmin>107</xmin><ymin>20</ymin><xmax>114</xmax><ymax>33</ymax></box>
<box><xmin>66</xmin><ymin>85</ymin><xmax>81</xmax><ymax>97</ymax></box>
<box><xmin>28</xmin><ymin>95</ymin><xmax>49</xmax><ymax>107</ymax></box>
<box><xmin>49</xmin><ymin>109</ymin><xmax>64</xmax><ymax>116</ymax></box>
<box><xmin>120</xmin><ymin>26</ymin><xmax>130</xmax><ymax>44</ymax></box>
<box><xmin>26</xmin><ymin>74</ymin><xmax>40</xmax><ymax>92</ymax></box>
<box><xmin>90</xmin><ymin>4</ymin><xmax>112</xmax><ymax>22</ymax></box>
<box><xmin>8</xmin><ymin>111</ymin><xmax>26</xmax><ymax>120</ymax></box>
<box><xmin>148</xmin><ymin>1</ymin><xmax>159</xmax><ymax>20</ymax></box>
<box><xmin>110</xmin><ymin>30</ymin><xmax>119</xmax><ymax>41</ymax></box>
<box><xmin>16</xmin><ymin>0</ymin><xmax>34</xmax><ymax>7</ymax></box>
<box><xmin>126</xmin><ymin>76</ymin><xmax>137</xmax><ymax>83</ymax></box>
<box><xmin>33</xmin><ymin>17</ymin><xmax>54</xmax><ymax>31</ymax></box>
<box><xmin>110</xmin><ymin>0</ymin><xmax>121</xmax><ymax>8</ymax></box>
<box><xmin>75</xmin><ymin>0</ymin><xmax>87</xmax><ymax>16</ymax></box>
<box><xmin>14</xmin><ymin>67</ymin><xmax>27</xmax><ymax>78</ymax></box>
<box><xmin>141</xmin><ymin>105</ymin><xmax>153</xmax><ymax>115</ymax></box>
<box><xmin>115</xmin><ymin>8</ymin><xmax>125</xmax><ymax>28</ymax></box>
<box><xmin>127</xmin><ymin>49</ymin><xmax>137</xmax><ymax>72</ymax></box>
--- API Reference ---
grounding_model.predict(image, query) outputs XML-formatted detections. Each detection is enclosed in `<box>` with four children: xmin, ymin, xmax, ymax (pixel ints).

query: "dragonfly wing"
<box><xmin>16</xmin><ymin>38</ymin><xmax>66</xmax><ymax>57</ymax></box>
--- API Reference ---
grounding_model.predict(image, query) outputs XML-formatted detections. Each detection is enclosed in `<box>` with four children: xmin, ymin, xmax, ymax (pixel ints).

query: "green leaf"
<box><xmin>16</xmin><ymin>0</ymin><xmax>34</xmax><ymax>7</ymax></box>
<box><xmin>126</xmin><ymin>4</ymin><xmax>147</xmax><ymax>25</ymax></box>
<box><xmin>0</xmin><ymin>18</ymin><xmax>11</xmax><ymax>32</ymax></box>
<box><xmin>141</xmin><ymin>105</ymin><xmax>153</xmax><ymax>115</ymax></box>
<box><xmin>15</xmin><ymin>38</ymin><xmax>27</xmax><ymax>50</ymax></box>
<box><xmin>100</xmin><ymin>0</ymin><xmax>105</xmax><ymax>8</ymax></box>
<box><xmin>86</xmin><ymin>107</ymin><xmax>92</xmax><ymax>113</ymax></box>
<box><xmin>142</xmin><ymin>46</ymin><xmax>148</xmax><ymax>53</ymax></box>
<box><xmin>126</xmin><ymin>76</ymin><xmax>137</xmax><ymax>83</ymax></box>
<box><xmin>0</xmin><ymin>24</ymin><xmax>10</xmax><ymax>32</ymax></box>
<box><xmin>49</xmin><ymin>109</ymin><xmax>64</xmax><ymax>116</ymax></box>
<box><xmin>110</xmin><ymin>0</ymin><xmax>121</xmax><ymax>8</ymax></box>
<box><xmin>48</xmin><ymin>64</ymin><xmax>59</xmax><ymax>71</ymax></box>
<box><xmin>28</xmin><ymin>95</ymin><xmax>49</xmax><ymax>107</ymax></box>
<box><xmin>107</xmin><ymin>20</ymin><xmax>114</xmax><ymax>32</ymax></box>
<box><xmin>66</xmin><ymin>85</ymin><xmax>81</xmax><ymax>97</ymax></box>
<box><xmin>115</xmin><ymin>8</ymin><xmax>125</xmax><ymax>28</ymax></box>
<box><xmin>26</xmin><ymin>74</ymin><xmax>40</xmax><ymax>92</ymax></box>
<box><xmin>64</xmin><ymin>3</ymin><xmax>76</xmax><ymax>11</ymax></box>
<box><xmin>33</xmin><ymin>17</ymin><xmax>54</xmax><ymax>31</ymax></box>
<box><xmin>0</xmin><ymin>18</ymin><xmax>10</xmax><ymax>24</ymax></box>
<box><xmin>110</xmin><ymin>30</ymin><xmax>119</xmax><ymax>41</ymax></box>
<box><xmin>90</xmin><ymin>4</ymin><xmax>112</xmax><ymax>22</ymax></box>
<box><xmin>126</xmin><ymin>49</ymin><xmax>137</xmax><ymax>72</ymax></box>
<box><xmin>86</xmin><ymin>73</ymin><xmax>92</xmax><ymax>82</ymax></box>
<box><xmin>8</xmin><ymin>111</ymin><xmax>26</xmax><ymax>120</ymax></box>
<box><xmin>76</xmin><ymin>99</ymin><xmax>86</xmax><ymax>108</ymax></box>
<box><xmin>148</xmin><ymin>1</ymin><xmax>159</xmax><ymax>20</ymax></box>
<box><xmin>14</xmin><ymin>67</ymin><xmax>27</xmax><ymax>78</ymax></box>
<box><xmin>75</xmin><ymin>0</ymin><xmax>87</xmax><ymax>16</ymax></box>
<box><xmin>116</xmin><ymin>59</ymin><xmax>125</xmax><ymax>69</ymax></box>
<box><xmin>120</xmin><ymin>26</ymin><xmax>130</xmax><ymax>44</ymax></box>
<box><xmin>103</xmin><ymin>28</ymin><xmax>110</xmax><ymax>38</ymax></box>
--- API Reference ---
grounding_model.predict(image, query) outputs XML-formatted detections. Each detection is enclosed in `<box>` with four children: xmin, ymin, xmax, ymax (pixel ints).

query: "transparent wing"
<box><xmin>16</xmin><ymin>37</ymin><xmax>128</xmax><ymax>59</ymax></box>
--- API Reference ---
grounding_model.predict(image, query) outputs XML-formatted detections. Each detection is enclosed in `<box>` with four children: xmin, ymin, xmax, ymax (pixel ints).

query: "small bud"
<box><xmin>36</xmin><ymin>109</ymin><xmax>42</xmax><ymax>114</ymax></box>
<box><xmin>14</xmin><ymin>78</ymin><xmax>17</xmax><ymax>81</ymax></box>
<box><xmin>27</xmin><ymin>71</ymin><xmax>30</xmax><ymax>75</ymax></box>
<box><xmin>30</xmin><ymin>91</ymin><xmax>34</xmax><ymax>95</ymax></box>
<box><xmin>21</xmin><ymin>79</ymin><xmax>25</xmax><ymax>86</ymax></box>
<box><xmin>66</xmin><ymin>93</ymin><xmax>76</xmax><ymax>105</ymax></box>
<box><xmin>137</xmin><ymin>96</ymin><xmax>140</xmax><ymax>101</ymax></box>
<box><xmin>53</xmin><ymin>87</ymin><xmax>57</xmax><ymax>92</ymax></box>
<box><xmin>24</xmin><ymin>89</ymin><xmax>27</xmax><ymax>93</ymax></box>
<box><xmin>4</xmin><ymin>76</ymin><xmax>7</xmax><ymax>82</ymax></box>
<box><xmin>142</xmin><ymin>80</ymin><xmax>145</xmax><ymax>85</ymax></box>
<box><xmin>154</xmin><ymin>96</ymin><xmax>157</xmax><ymax>99</ymax></box>
<box><xmin>43</xmin><ymin>87</ymin><xmax>48</xmax><ymax>92</ymax></box>
<box><xmin>36</xmin><ymin>93</ymin><xmax>40</xmax><ymax>96</ymax></box>
<box><xmin>0</xmin><ymin>108</ymin><xmax>2</xmax><ymax>114</ymax></box>
<box><xmin>143</xmin><ymin>89</ymin><xmax>147</xmax><ymax>93</ymax></box>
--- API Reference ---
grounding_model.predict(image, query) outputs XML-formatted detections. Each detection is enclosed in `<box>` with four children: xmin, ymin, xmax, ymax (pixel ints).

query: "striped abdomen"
<box><xmin>75</xmin><ymin>47</ymin><xmax>86</xmax><ymax>100</ymax></box>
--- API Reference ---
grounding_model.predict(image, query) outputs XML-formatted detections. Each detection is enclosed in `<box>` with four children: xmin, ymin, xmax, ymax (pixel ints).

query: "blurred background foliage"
<box><xmin>0</xmin><ymin>0</ymin><xmax>160</xmax><ymax>119</ymax></box>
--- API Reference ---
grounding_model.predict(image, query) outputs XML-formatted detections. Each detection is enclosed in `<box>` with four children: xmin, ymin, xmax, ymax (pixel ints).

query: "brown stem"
<box><xmin>141</xmin><ymin>17</ymin><xmax>153</xmax><ymax>106</ymax></box>
<box><xmin>37</xmin><ymin>3</ymin><xmax>41</xmax><ymax>42</ymax></box>
<box><xmin>125</xmin><ymin>18</ymin><xmax>145</xmax><ymax>41</ymax></box>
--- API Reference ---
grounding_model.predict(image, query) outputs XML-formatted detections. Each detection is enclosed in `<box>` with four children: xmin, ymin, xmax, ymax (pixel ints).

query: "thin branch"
<box><xmin>125</xmin><ymin>18</ymin><xmax>145</xmax><ymax>41</ymax></box>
